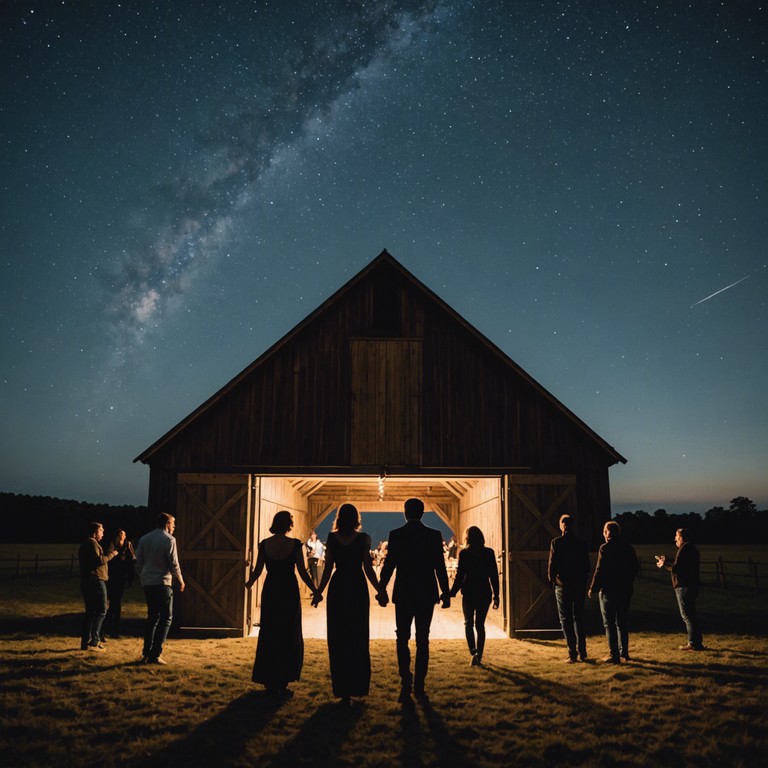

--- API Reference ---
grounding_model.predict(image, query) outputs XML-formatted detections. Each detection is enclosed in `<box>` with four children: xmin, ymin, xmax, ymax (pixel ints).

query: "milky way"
<box><xmin>105</xmin><ymin>0</ymin><xmax>447</xmax><ymax>350</ymax></box>
<box><xmin>1</xmin><ymin>1</ymin><xmax>766</xmax><ymax>510</ymax></box>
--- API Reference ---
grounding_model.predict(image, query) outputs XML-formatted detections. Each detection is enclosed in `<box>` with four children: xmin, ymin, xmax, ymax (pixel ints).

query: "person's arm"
<box><xmin>361</xmin><ymin>534</ymin><xmax>381</xmax><ymax>591</ymax></box>
<box><xmin>378</xmin><ymin>535</ymin><xmax>396</xmax><ymax>592</ymax></box>
<box><xmin>547</xmin><ymin>539</ymin><xmax>557</xmax><ymax>586</ymax></box>
<box><xmin>449</xmin><ymin>550</ymin><xmax>465</xmax><ymax>598</ymax></box>
<box><xmin>246</xmin><ymin>542</ymin><xmax>266</xmax><ymax>589</ymax></box>
<box><xmin>167</xmin><ymin>538</ymin><xmax>185</xmax><ymax>591</ymax></box>
<box><xmin>588</xmin><ymin>546</ymin><xmax>603</xmax><ymax>598</ymax></box>
<box><xmin>293</xmin><ymin>540</ymin><xmax>317</xmax><ymax>593</ymax></box>
<box><xmin>488</xmin><ymin>549</ymin><xmax>500</xmax><ymax>607</ymax></box>
<box><xmin>434</xmin><ymin>532</ymin><xmax>450</xmax><ymax>607</ymax></box>
<box><xmin>312</xmin><ymin>538</ymin><xmax>335</xmax><ymax>606</ymax></box>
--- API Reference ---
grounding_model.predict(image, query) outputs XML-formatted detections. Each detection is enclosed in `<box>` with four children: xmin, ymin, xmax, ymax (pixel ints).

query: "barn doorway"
<box><xmin>175</xmin><ymin>471</ymin><xmax>576</xmax><ymax>637</ymax></box>
<box><xmin>244</xmin><ymin>474</ymin><xmax>506</xmax><ymax>640</ymax></box>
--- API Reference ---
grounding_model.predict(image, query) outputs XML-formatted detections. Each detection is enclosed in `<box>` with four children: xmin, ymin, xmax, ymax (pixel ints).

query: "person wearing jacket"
<box><xmin>589</xmin><ymin>520</ymin><xmax>639</xmax><ymax>663</ymax></box>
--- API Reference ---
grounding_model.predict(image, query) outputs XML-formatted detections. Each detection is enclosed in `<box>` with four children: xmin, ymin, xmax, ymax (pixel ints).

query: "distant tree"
<box><xmin>0</xmin><ymin>493</ymin><xmax>148</xmax><ymax>543</ymax></box>
<box><xmin>730</xmin><ymin>497</ymin><xmax>757</xmax><ymax>515</ymax></box>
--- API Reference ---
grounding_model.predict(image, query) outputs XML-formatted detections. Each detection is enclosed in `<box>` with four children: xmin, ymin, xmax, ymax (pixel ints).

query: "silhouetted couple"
<box><xmin>311</xmin><ymin>497</ymin><xmax>451</xmax><ymax>705</ymax></box>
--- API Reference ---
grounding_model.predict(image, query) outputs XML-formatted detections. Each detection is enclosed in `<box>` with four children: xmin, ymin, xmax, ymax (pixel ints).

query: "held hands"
<box><xmin>376</xmin><ymin>589</ymin><xmax>389</xmax><ymax>608</ymax></box>
<box><xmin>440</xmin><ymin>593</ymin><xmax>451</xmax><ymax>609</ymax></box>
<box><xmin>311</xmin><ymin>591</ymin><xmax>324</xmax><ymax>608</ymax></box>
<box><xmin>655</xmin><ymin>555</ymin><xmax>665</xmax><ymax>569</ymax></box>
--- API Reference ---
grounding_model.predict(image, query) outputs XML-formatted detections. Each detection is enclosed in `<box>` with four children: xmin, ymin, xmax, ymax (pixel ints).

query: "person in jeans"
<box><xmin>378</xmin><ymin>498</ymin><xmax>451</xmax><ymax>701</ymax></box>
<box><xmin>589</xmin><ymin>520</ymin><xmax>639</xmax><ymax>664</ymax></box>
<box><xmin>449</xmin><ymin>526</ymin><xmax>500</xmax><ymax>667</ymax></box>
<box><xmin>135</xmin><ymin>513</ymin><xmax>185</xmax><ymax>665</ymax></box>
<box><xmin>78</xmin><ymin>521</ymin><xmax>118</xmax><ymax>652</ymax></box>
<box><xmin>548</xmin><ymin>514</ymin><xmax>590</xmax><ymax>662</ymax></box>
<box><xmin>656</xmin><ymin>528</ymin><xmax>705</xmax><ymax>651</ymax></box>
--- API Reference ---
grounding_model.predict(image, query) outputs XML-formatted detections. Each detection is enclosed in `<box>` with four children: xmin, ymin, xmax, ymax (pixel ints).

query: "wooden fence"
<box><xmin>638</xmin><ymin>557</ymin><xmax>763</xmax><ymax>589</ymax></box>
<box><xmin>0</xmin><ymin>554</ymin><xmax>78</xmax><ymax>577</ymax></box>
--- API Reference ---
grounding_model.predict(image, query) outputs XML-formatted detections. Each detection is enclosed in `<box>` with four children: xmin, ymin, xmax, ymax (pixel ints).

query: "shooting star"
<box><xmin>691</xmin><ymin>275</ymin><xmax>750</xmax><ymax>308</ymax></box>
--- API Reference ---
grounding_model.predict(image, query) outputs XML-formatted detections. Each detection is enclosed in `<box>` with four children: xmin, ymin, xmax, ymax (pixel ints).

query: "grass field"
<box><xmin>1</xmin><ymin>545</ymin><xmax>767</xmax><ymax>767</ymax></box>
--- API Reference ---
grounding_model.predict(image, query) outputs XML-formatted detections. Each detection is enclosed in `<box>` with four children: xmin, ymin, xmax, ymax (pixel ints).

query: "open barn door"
<box><xmin>504</xmin><ymin>474</ymin><xmax>578</xmax><ymax>633</ymax></box>
<box><xmin>175</xmin><ymin>473</ymin><xmax>249</xmax><ymax>633</ymax></box>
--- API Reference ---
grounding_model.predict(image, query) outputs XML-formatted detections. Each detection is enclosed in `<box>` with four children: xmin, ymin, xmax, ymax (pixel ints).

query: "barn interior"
<box><xmin>244</xmin><ymin>473</ymin><xmax>506</xmax><ymax>639</ymax></box>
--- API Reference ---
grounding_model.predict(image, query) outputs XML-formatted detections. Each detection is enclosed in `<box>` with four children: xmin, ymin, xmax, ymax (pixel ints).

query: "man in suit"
<box><xmin>379</xmin><ymin>498</ymin><xmax>451</xmax><ymax>701</ymax></box>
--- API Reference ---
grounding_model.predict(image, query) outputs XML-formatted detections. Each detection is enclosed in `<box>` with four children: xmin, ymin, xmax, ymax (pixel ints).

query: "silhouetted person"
<box><xmin>102</xmin><ymin>529</ymin><xmax>135</xmax><ymax>639</ymax></box>
<box><xmin>589</xmin><ymin>520</ymin><xmax>638</xmax><ymax>663</ymax></box>
<box><xmin>135</xmin><ymin>513</ymin><xmax>185</xmax><ymax>665</ymax></box>
<box><xmin>246</xmin><ymin>510</ymin><xmax>318</xmax><ymax>697</ymax></box>
<box><xmin>656</xmin><ymin>528</ymin><xmax>705</xmax><ymax>651</ymax></box>
<box><xmin>312</xmin><ymin>504</ymin><xmax>386</xmax><ymax>707</ymax></box>
<box><xmin>449</xmin><ymin>526</ymin><xmax>499</xmax><ymax>666</ymax></box>
<box><xmin>548</xmin><ymin>514</ymin><xmax>590</xmax><ymax>662</ymax></box>
<box><xmin>78</xmin><ymin>521</ymin><xmax>117</xmax><ymax>652</ymax></box>
<box><xmin>378</xmin><ymin>498</ymin><xmax>450</xmax><ymax>701</ymax></box>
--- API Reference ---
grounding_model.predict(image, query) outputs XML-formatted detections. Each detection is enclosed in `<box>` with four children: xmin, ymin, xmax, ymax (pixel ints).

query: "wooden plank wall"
<box><xmin>250</xmin><ymin>477</ymin><xmax>312</xmax><ymax>608</ymax></box>
<box><xmin>456</xmin><ymin>478</ymin><xmax>502</xmax><ymax>557</ymax></box>
<box><xmin>350</xmin><ymin>339</ymin><xmax>422</xmax><ymax>465</ymax></box>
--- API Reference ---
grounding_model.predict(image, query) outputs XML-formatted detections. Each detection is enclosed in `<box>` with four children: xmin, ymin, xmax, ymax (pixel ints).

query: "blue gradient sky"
<box><xmin>1</xmin><ymin>1</ymin><xmax>766</xmax><ymax>515</ymax></box>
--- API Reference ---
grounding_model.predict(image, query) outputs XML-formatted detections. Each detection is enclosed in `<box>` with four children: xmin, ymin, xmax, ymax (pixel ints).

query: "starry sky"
<box><xmin>1</xmin><ymin>0</ymin><xmax>766</xmax><ymax>517</ymax></box>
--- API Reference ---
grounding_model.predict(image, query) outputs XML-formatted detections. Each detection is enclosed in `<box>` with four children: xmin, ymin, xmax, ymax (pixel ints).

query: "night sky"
<box><xmin>2</xmin><ymin>1</ymin><xmax>766</xmax><ymax>516</ymax></box>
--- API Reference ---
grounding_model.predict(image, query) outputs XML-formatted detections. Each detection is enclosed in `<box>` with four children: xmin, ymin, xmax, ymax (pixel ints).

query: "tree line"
<box><xmin>0</xmin><ymin>493</ymin><xmax>150</xmax><ymax>543</ymax></box>
<box><xmin>1</xmin><ymin>492</ymin><xmax>765</xmax><ymax>545</ymax></box>
<box><xmin>613</xmin><ymin>497</ymin><xmax>767</xmax><ymax>545</ymax></box>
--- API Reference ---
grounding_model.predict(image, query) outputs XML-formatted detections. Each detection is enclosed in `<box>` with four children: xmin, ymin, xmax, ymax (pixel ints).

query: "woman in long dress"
<box><xmin>449</xmin><ymin>526</ymin><xmax>500</xmax><ymax>666</ymax></box>
<box><xmin>246</xmin><ymin>510</ymin><xmax>318</xmax><ymax>696</ymax></box>
<box><xmin>313</xmin><ymin>503</ymin><xmax>385</xmax><ymax>707</ymax></box>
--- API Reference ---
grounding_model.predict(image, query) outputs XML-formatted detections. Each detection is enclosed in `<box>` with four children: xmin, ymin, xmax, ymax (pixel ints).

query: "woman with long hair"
<box><xmin>449</xmin><ymin>526</ymin><xmax>500</xmax><ymax>666</ymax></box>
<box><xmin>102</xmin><ymin>529</ymin><xmax>135</xmax><ymax>639</ymax></box>
<box><xmin>246</xmin><ymin>510</ymin><xmax>318</xmax><ymax>697</ymax></box>
<box><xmin>313</xmin><ymin>503</ymin><xmax>386</xmax><ymax>707</ymax></box>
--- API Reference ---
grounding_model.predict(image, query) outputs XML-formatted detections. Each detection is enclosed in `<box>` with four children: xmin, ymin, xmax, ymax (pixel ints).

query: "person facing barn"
<box><xmin>547</xmin><ymin>514</ymin><xmax>590</xmax><ymax>662</ymax></box>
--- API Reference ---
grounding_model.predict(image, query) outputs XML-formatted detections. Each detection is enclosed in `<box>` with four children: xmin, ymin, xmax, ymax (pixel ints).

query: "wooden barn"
<box><xmin>134</xmin><ymin>250</ymin><xmax>626</xmax><ymax>637</ymax></box>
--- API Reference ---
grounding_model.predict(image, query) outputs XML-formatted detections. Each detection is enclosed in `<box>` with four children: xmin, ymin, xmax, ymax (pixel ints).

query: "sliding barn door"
<box><xmin>504</xmin><ymin>474</ymin><xmax>578</xmax><ymax>632</ymax></box>
<box><xmin>175</xmin><ymin>473</ymin><xmax>249</xmax><ymax>632</ymax></box>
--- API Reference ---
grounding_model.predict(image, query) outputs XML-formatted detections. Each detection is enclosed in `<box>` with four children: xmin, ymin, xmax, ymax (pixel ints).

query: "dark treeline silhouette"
<box><xmin>614</xmin><ymin>497</ymin><xmax>767</xmax><ymax>545</ymax></box>
<box><xmin>1</xmin><ymin>492</ymin><xmax>765</xmax><ymax>546</ymax></box>
<box><xmin>0</xmin><ymin>492</ymin><xmax>149</xmax><ymax>543</ymax></box>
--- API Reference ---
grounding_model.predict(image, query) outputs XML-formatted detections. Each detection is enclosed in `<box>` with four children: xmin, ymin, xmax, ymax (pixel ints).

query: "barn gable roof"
<box><xmin>135</xmin><ymin>249</ymin><xmax>626</xmax><ymax>466</ymax></box>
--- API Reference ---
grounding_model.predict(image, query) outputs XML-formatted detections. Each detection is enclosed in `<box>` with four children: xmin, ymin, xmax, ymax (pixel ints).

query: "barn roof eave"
<box><xmin>134</xmin><ymin>249</ymin><xmax>627</xmax><ymax>466</ymax></box>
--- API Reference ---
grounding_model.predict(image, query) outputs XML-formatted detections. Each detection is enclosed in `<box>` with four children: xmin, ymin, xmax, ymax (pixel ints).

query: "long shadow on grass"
<box><xmin>260</xmin><ymin>701</ymin><xmax>363</xmax><ymax>766</ymax></box>
<box><xmin>407</xmin><ymin>695</ymin><xmax>478</xmax><ymax>768</ymax></box>
<box><xmin>0</xmin><ymin>613</ymin><xmax>144</xmax><ymax>639</ymax></box>
<box><xmin>135</xmin><ymin>698</ymin><xmax>364</xmax><ymax>768</ymax></box>
<box><xmin>482</xmin><ymin>664</ymin><xmax>618</xmax><ymax>736</ymax></box>
<box><xmin>126</xmin><ymin>690</ymin><xmax>291</xmax><ymax>768</ymax></box>
<box><xmin>627</xmin><ymin>657</ymin><xmax>768</xmax><ymax>687</ymax></box>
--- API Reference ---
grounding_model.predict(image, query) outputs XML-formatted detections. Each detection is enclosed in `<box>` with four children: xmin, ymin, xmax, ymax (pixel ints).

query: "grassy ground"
<box><xmin>1</xmin><ymin>548</ymin><xmax>767</xmax><ymax>767</ymax></box>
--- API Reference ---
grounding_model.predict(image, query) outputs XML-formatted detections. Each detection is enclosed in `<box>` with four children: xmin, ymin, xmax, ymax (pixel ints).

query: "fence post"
<box><xmin>716</xmin><ymin>556</ymin><xmax>725</xmax><ymax>588</ymax></box>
